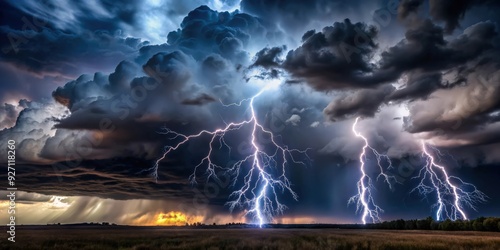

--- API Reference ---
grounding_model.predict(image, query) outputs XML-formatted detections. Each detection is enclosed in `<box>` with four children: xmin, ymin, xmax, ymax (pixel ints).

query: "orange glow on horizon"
<box><xmin>155</xmin><ymin>211</ymin><xmax>203</xmax><ymax>226</ymax></box>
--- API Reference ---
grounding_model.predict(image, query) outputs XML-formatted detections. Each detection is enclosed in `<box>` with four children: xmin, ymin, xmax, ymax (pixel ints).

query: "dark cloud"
<box><xmin>381</xmin><ymin>20</ymin><xmax>500</xmax><ymax>138</ymax></box>
<box><xmin>428</xmin><ymin>0</ymin><xmax>493</xmax><ymax>33</ymax></box>
<box><xmin>164</xmin><ymin>5</ymin><xmax>281</xmax><ymax>62</ymax></box>
<box><xmin>397</xmin><ymin>0</ymin><xmax>500</xmax><ymax>33</ymax></box>
<box><xmin>0</xmin><ymin>1</ymin><xmax>147</xmax><ymax>103</ymax></box>
<box><xmin>323</xmin><ymin>85</ymin><xmax>395</xmax><ymax>121</ymax></box>
<box><xmin>398</xmin><ymin>0</ymin><xmax>424</xmax><ymax>20</ymax></box>
<box><xmin>380</xmin><ymin>20</ymin><xmax>497</xmax><ymax>73</ymax></box>
<box><xmin>1</xmin><ymin>0</ymin><xmax>218</xmax><ymax>43</ymax></box>
<box><xmin>142</xmin><ymin>51</ymin><xmax>193</xmax><ymax>88</ymax></box>
<box><xmin>0</xmin><ymin>26</ymin><xmax>146</xmax><ymax>78</ymax></box>
<box><xmin>429</xmin><ymin>0</ymin><xmax>473</xmax><ymax>33</ymax></box>
<box><xmin>5</xmin><ymin>5</ymin><xmax>287</xmax><ymax>167</ymax></box>
<box><xmin>388</xmin><ymin>72</ymin><xmax>442</xmax><ymax>102</ymax></box>
<box><xmin>0</xmin><ymin>158</ymin><xmax>194</xmax><ymax>200</ymax></box>
<box><xmin>329</xmin><ymin>20</ymin><xmax>499</xmax><ymax>121</ymax></box>
<box><xmin>250</xmin><ymin>46</ymin><xmax>286</xmax><ymax>69</ymax></box>
<box><xmin>181</xmin><ymin>93</ymin><xmax>217</xmax><ymax>105</ymax></box>
<box><xmin>283</xmin><ymin>19</ymin><xmax>386</xmax><ymax>90</ymax></box>
<box><xmin>403</xmin><ymin>60</ymin><xmax>500</xmax><ymax>135</ymax></box>
<box><xmin>51</xmin><ymin>51</ymin><xmax>215</xmax><ymax>134</ymax></box>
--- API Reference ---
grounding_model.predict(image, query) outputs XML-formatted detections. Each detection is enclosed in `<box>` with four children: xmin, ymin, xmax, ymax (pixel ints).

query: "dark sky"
<box><xmin>0</xmin><ymin>0</ymin><xmax>499</xmax><ymax>225</ymax></box>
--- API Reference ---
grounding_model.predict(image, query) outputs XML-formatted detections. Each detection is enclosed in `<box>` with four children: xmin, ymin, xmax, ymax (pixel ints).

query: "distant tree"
<box><xmin>430</xmin><ymin>221</ymin><xmax>440</xmax><ymax>230</ymax></box>
<box><xmin>213</xmin><ymin>223</ymin><xmax>216</xmax><ymax>226</ymax></box>
<box><xmin>369</xmin><ymin>217</ymin><xmax>500</xmax><ymax>231</ymax></box>
<box><xmin>453</xmin><ymin>220</ymin><xmax>465</xmax><ymax>231</ymax></box>
<box><xmin>440</xmin><ymin>219</ymin><xmax>456</xmax><ymax>231</ymax></box>
<box><xmin>405</xmin><ymin>220</ymin><xmax>416</xmax><ymax>230</ymax></box>
<box><xmin>416</xmin><ymin>217</ymin><xmax>433</xmax><ymax>230</ymax></box>
<box><xmin>396</xmin><ymin>219</ymin><xmax>405</xmax><ymax>229</ymax></box>
<box><xmin>473</xmin><ymin>218</ymin><xmax>485</xmax><ymax>231</ymax></box>
<box><xmin>483</xmin><ymin>218</ymin><xmax>500</xmax><ymax>231</ymax></box>
<box><xmin>462</xmin><ymin>220</ymin><xmax>472</xmax><ymax>231</ymax></box>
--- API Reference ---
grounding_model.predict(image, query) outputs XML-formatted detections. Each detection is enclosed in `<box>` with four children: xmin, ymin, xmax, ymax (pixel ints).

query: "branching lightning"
<box><xmin>349</xmin><ymin>117</ymin><xmax>486</xmax><ymax>223</ymax></box>
<box><xmin>149</xmin><ymin>82</ymin><xmax>310</xmax><ymax>227</ymax></box>
<box><xmin>349</xmin><ymin>117</ymin><xmax>399</xmax><ymax>224</ymax></box>
<box><xmin>412</xmin><ymin>141</ymin><xmax>487</xmax><ymax>221</ymax></box>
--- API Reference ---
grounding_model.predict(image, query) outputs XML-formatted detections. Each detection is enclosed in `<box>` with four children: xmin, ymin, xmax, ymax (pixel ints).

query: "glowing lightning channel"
<box><xmin>349</xmin><ymin>117</ymin><xmax>399</xmax><ymax>224</ymax></box>
<box><xmin>149</xmin><ymin>82</ymin><xmax>310</xmax><ymax>227</ymax></box>
<box><xmin>412</xmin><ymin>141</ymin><xmax>487</xmax><ymax>221</ymax></box>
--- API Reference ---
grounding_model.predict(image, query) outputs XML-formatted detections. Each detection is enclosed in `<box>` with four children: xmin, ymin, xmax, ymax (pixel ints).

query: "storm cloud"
<box><xmin>1</xmin><ymin>0</ymin><xmax>500</xmax><ymax>224</ymax></box>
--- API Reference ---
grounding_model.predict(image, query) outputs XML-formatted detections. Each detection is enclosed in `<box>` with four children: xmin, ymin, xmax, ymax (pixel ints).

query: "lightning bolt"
<box><xmin>412</xmin><ymin>141</ymin><xmax>487</xmax><ymax>221</ymax></box>
<box><xmin>349</xmin><ymin>117</ymin><xmax>399</xmax><ymax>224</ymax></box>
<box><xmin>149</xmin><ymin>82</ymin><xmax>310</xmax><ymax>227</ymax></box>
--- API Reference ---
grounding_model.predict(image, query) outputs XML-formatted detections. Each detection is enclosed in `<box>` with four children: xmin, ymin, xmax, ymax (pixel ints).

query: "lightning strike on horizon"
<box><xmin>349</xmin><ymin>117</ymin><xmax>399</xmax><ymax>224</ymax></box>
<box><xmin>412</xmin><ymin>141</ymin><xmax>487</xmax><ymax>221</ymax></box>
<box><xmin>149</xmin><ymin>81</ymin><xmax>310</xmax><ymax>227</ymax></box>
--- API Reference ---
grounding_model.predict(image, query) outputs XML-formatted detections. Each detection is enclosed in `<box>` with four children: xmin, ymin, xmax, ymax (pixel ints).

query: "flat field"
<box><xmin>1</xmin><ymin>226</ymin><xmax>500</xmax><ymax>250</ymax></box>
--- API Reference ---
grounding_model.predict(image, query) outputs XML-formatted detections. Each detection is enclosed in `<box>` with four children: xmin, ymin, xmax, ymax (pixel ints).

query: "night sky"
<box><xmin>1</xmin><ymin>0</ymin><xmax>500</xmax><ymax>226</ymax></box>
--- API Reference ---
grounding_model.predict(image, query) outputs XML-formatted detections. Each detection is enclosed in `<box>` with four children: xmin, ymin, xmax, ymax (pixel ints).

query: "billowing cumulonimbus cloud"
<box><xmin>50</xmin><ymin>5</ymin><xmax>286</xmax><ymax>131</ymax></box>
<box><xmin>404</xmin><ymin>60</ymin><xmax>500</xmax><ymax>134</ymax></box>
<box><xmin>283</xmin><ymin>19</ymin><xmax>389</xmax><ymax>90</ymax></box>
<box><xmin>379</xmin><ymin>20</ymin><xmax>497</xmax><ymax>73</ymax></box>
<box><xmin>318</xmin><ymin>19</ymin><xmax>498</xmax><ymax>120</ymax></box>
<box><xmin>162</xmin><ymin>5</ymin><xmax>282</xmax><ymax>61</ymax></box>
<box><xmin>381</xmin><ymin>20</ymin><xmax>499</xmax><ymax>132</ymax></box>
<box><xmin>0</xmin><ymin>5</ymin><xmax>320</xmax><ymax>195</ymax></box>
<box><xmin>0</xmin><ymin>100</ymin><xmax>28</xmax><ymax>130</ymax></box>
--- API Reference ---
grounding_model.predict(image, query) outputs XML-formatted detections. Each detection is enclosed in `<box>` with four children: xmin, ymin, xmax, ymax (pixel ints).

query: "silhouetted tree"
<box><xmin>462</xmin><ymin>220</ymin><xmax>472</xmax><ymax>231</ymax></box>
<box><xmin>364</xmin><ymin>216</ymin><xmax>500</xmax><ymax>231</ymax></box>
<box><xmin>395</xmin><ymin>219</ymin><xmax>405</xmax><ymax>229</ymax></box>
<box><xmin>416</xmin><ymin>217</ymin><xmax>433</xmax><ymax>230</ymax></box>
<box><xmin>405</xmin><ymin>219</ymin><xmax>417</xmax><ymax>230</ymax></box>
<box><xmin>473</xmin><ymin>217</ymin><xmax>486</xmax><ymax>231</ymax></box>
<box><xmin>439</xmin><ymin>219</ymin><xmax>455</xmax><ymax>231</ymax></box>
<box><xmin>483</xmin><ymin>218</ymin><xmax>500</xmax><ymax>231</ymax></box>
<box><xmin>430</xmin><ymin>221</ymin><xmax>440</xmax><ymax>230</ymax></box>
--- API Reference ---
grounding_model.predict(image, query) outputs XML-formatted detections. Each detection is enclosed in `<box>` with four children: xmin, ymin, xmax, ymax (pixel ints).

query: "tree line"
<box><xmin>366</xmin><ymin>217</ymin><xmax>500</xmax><ymax>231</ymax></box>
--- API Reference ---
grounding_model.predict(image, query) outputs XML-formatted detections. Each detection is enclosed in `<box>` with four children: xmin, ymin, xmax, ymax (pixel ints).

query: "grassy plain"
<box><xmin>1</xmin><ymin>226</ymin><xmax>500</xmax><ymax>250</ymax></box>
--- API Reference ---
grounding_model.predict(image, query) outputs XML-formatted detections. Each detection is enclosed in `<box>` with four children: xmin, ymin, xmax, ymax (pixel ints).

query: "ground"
<box><xmin>1</xmin><ymin>226</ymin><xmax>500</xmax><ymax>249</ymax></box>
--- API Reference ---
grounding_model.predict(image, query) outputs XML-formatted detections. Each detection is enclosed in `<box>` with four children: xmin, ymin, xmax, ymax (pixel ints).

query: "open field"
<box><xmin>1</xmin><ymin>226</ymin><xmax>500</xmax><ymax>250</ymax></box>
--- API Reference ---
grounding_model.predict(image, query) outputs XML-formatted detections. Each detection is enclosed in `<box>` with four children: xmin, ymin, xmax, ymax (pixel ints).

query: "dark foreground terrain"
<box><xmin>1</xmin><ymin>226</ymin><xmax>500</xmax><ymax>250</ymax></box>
